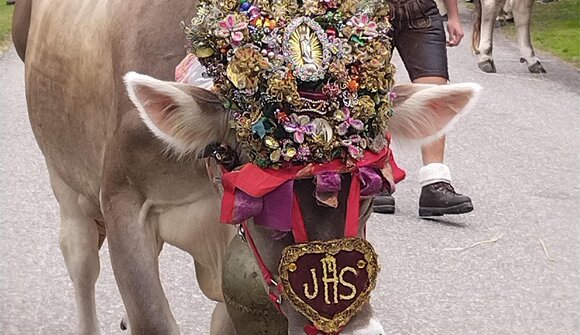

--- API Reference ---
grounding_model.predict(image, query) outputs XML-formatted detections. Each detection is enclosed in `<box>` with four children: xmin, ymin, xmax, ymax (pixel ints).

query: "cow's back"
<box><xmin>24</xmin><ymin>0</ymin><xmax>196</xmax><ymax>205</ymax></box>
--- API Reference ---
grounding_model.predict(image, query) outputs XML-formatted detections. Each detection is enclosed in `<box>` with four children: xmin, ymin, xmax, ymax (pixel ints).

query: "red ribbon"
<box><xmin>220</xmin><ymin>149</ymin><xmax>390</xmax><ymax>225</ymax></box>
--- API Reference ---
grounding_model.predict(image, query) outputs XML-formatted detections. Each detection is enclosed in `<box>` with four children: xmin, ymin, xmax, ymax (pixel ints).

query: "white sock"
<box><xmin>419</xmin><ymin>163</ymin><xmax>452</xmax><ymax>187</ymax></box>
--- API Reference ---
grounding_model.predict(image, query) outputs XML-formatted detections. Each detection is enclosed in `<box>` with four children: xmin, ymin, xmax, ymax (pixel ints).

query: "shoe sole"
<box><xmin>419</xmin><ymin>202</ymin><xmax>474</xmax><ymax>217</ymax></box>
<box><xmin>373</xmin><ymin>204</ymin><xmax>395</xmax><ymax>214</ymax></box>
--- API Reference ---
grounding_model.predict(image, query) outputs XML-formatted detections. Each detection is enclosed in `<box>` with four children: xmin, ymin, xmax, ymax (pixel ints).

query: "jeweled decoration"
<box><xmin>184</xmin><ymin>0</ymin><xmax>395</xmax><ymax>168</ymax></box>
<box><xmin>284</xmin><ymin>17</ymin><xmax>331</xmax><ymax>82</ymax></box>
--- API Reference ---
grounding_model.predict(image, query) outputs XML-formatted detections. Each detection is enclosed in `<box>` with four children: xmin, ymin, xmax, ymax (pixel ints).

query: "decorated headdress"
<box><xmin>184</xmin><ymin>0</ymin><xmax>395</xmax><ymax>169</ymax></box>
<box><xmin>182</xmin><ymin>1</ymin><xmax>396</xmax><ymax>333</ymax></box>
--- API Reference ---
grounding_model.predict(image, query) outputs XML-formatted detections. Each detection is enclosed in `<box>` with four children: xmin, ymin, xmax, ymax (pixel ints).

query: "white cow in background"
<box><xmin>472</xmin><ymin>0</ymin><xmax>547</xmax><ymax>73</ymax></box>
<box><xmin>497</xmin><ymin>0</ymin><xmax>514</xmax><ymax>24</ymax></box>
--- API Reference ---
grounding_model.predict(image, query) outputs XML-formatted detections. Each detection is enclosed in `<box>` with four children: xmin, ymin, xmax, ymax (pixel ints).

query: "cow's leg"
<box><xmin>478</xmin><ymin>0</ymin><xmax>504</xmax><ymax>73</ymax></box>
<box><xmin>498</xmin><ymin>0</ymin><xmax>514</xmax><ymax>24</ymax></box>
<box><xmin>155</xmin><ymin>195</ymin><xmax>236</xmax><ymax>334</ymax></box>
<box><xmin>50</xmin><ymin>171</ymin><xmax>102</xmax><ymax>335</ymax></box>
<box><xmin>513</xmin><ymin>0</ymin><xmax>546</xmax><ymax>73</ymax></box>
<box><xmin>103</xmin><ymin>191</ymin><xmax>179</xmax><ymax>335</ymax></box>
<box><xmin>210</xmin><ymin>302</ymin><xmax>236</xmax><ymax>335</ymax></box>
<box><xmin>194</xmin><ymin>260</ymin><xmax>236</xmax><ymax>335</ymax></box>
<box><xmin>118</xmin><ymin>241</ymin><xmax>165</xmax><ymax>332</ymax></box>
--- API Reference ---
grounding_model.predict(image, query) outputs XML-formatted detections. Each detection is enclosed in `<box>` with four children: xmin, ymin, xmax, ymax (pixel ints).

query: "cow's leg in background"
<box><xmin>498</xmin><ymin>0</ymin><xmax>514</xmax><ymax>24</ymax></box>
<box><xmin>477</xmin><ymin>0</ymin><xmax>505</xmax><ymax>72</ymax></box>
<box><xmin>513</xmin><ymin>0</ymin><xmax>547</xmax><ymax>73</ymax></box>
<box><xmin>49</xmin><ymin>169</ymin><xmax>102</xmax><ymax>335</ymax></box>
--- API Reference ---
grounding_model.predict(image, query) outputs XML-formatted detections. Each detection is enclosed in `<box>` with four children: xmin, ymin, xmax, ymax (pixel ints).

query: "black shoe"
<box><xmin>373</xmin><ymin>192</ymin><xmax>396</xmax><ymax>214</ymax></box>
<box><xmin>419</xmin><ymin>182</ymin><xmax>473</xmax><ymax>217</ymax></box>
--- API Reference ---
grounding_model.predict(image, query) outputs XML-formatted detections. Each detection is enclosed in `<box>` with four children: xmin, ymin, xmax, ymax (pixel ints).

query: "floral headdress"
<box><xmin>185</xmin><ymin>0</ymin><xmax>395</xmax><ymax>168</ymax></box>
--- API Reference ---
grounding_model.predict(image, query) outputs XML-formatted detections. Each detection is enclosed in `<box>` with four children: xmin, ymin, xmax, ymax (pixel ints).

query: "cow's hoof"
<box><xmin>120</xmin><ymin>319</ymin><xmax>127</xmax><ymax>331</ymax></box>
<box><xmin>528</xmin><ymin>61</ymin><xmax>547</xmax><ymax>74</ymax></box>
<box><xmin>478</xmin><ymin>59</ymin><xmax>497</xmax><ymax>73</ymax></box>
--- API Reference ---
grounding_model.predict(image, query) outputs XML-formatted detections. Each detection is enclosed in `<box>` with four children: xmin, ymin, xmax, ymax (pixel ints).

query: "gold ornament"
<box><xmin>312</xmin><ymin>118</ymin><xmax>334</xmax><ymax>145</ymax></box>
<box><xmin>267</xmin><ymin>74</ymin><xmax>302</xmax><ymax>106</ymax></box>
<box><xmin>353</xmin><ymin>96</ymin><xmax>376</xmax><ymax>120</ymax></box>
<box><xmin>227</xmin><ymin>48</ymin><xmax>271</xmax><ymax>90</ymax></box>
<box><xmin>289</xmin><ymin>25</ymin><xmax>324</xmax><ymax>68</ymax></box>
<box><xmin>278</xmin><ymin>238</ymin><xmax>380</xmax><ymax>334</ymax></box>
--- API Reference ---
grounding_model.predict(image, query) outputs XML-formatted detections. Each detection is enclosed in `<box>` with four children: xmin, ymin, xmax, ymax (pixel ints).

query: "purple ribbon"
<box><xmin>359</xmin><ymin>167</ymin><xmax>386</xmax><ymax>197</ymax></box>
<box><xmin>232</xmin><ymin>181</ymin><xmax>294</xmax><ymax>233</ymax></box>
<box><xmin>230</xmin><ymin>169</ymin><xmax>388</xmax><ymax>237</ymax></box>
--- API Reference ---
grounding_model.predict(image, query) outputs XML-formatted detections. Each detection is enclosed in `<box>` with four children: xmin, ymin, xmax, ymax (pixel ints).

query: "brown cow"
<box><xmin>13</xmin><ymin>0</ymin><xmax>481</xmax><ymax>333</ymax></box>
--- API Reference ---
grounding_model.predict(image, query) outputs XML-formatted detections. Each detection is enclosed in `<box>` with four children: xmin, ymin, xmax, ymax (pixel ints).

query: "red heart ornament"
<box><xmin>278</xmin><ymin>238</ymin><xmax>380</xmax><ymax>333</ymax></box>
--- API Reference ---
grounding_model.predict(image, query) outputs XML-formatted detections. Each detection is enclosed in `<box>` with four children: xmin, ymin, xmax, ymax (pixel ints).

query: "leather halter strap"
<box><xmin>240</xmin><ymin>221</ymin><xmax>285</xmax><ymax>313</ymax></box>
<box><xmin>242</xmin><ymin>172</ymin><xmax>363</xmax><ymax>335</ymax></box>
<box><xmin>222</xmin><ymin>149</ymin><xmax>389</xmax><ymax>335</ymax></box>
<box><xmin>291</xmin><ymin>170</ymin><xmax>362</xmax><ymax>243</ymax></box>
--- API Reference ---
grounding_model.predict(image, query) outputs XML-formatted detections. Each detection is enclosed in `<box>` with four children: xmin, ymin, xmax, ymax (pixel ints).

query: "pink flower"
<box><xmin>336</xmin><ymin>108</ymin><xmax>364</xmax><ymax>135</ymax></box>
<box><xmin>342</xmin><ymin>135</ymin><xmax>365</xmax><ymax>159</ymax></box>
<box><xmin>322</xmin><ymin>83</ymin><xmax>341</xmax><ymax>98</ymax></box>
<box><xmin>348</xmin><ymin>15</ymin><xmax>378</xmax><ymax>40</ymax></box>
<box><xmin>284</xmin><ymin>114</ymin><xmax>316</xmax><ymax>143</ymax></box>
<box><xmin>322</xmin><ymin>0</ymin><xmax>339</xmax><ymax>9</ymax></box>
<box><xmin>217</xmin><ymin>14</ymin><xmax>248</xmax><ymax>44</ymax></box>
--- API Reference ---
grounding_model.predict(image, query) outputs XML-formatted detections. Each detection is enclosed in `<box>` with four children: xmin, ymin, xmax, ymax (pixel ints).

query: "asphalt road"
<box><xmin>1</xmin><ymin>7</ymin><xmax>579</xmax><ymax>335</ymax></box>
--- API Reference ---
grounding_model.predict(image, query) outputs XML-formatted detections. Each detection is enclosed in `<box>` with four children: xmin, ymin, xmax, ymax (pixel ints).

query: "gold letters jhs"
<box><xmin>302</xmin><ymin>254</ymin><xmax>358</xmax><ymax>304</ymax></box>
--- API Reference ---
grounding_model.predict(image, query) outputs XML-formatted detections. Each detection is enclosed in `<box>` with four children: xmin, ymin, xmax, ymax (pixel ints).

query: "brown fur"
<box><xmin>22</xmin><ymin>0</ymin><xmax>237</xmax><ymax>333</ymax></box>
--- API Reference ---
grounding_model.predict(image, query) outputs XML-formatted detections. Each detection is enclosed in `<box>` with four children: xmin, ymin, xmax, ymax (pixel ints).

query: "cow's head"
<box><xmin>125</xmin><ymin>71</ymin><xmax>480</xmax><ymax>334</ymax></box>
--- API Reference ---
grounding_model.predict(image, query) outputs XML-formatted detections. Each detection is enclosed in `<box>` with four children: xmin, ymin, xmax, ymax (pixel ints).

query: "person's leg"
<box><xmin>413</xmin><ymin>77</ymin><xmax>473</xmax><ymax>216</ymax></box>
<box><xmin>373</xmin><ymin>148</ymin><xmax>405</xmax><ymax>214</ymax></box>
<box><xmin>391</xmin><ymin>0</ymin><xmax>473</xmax><ymax>216</ymax></box>
<box><xmin>415</xmin><ymin>76</ymin><xmax>446</xmax><ymax>167</ymax></box>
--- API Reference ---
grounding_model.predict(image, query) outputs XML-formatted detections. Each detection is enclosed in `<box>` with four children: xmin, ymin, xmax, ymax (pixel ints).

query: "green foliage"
<box><xmin>501</xmin><ymin>0</ymin><xmax>580</xmax><ymax>67</ymax></box>
<box><xmin>0</xmin><ymin>2</ymin><xmax>15</xmax><ymax>50</ymax></box>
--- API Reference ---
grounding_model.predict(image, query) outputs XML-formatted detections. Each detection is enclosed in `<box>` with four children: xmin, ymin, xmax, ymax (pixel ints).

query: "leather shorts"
<box><xmin>389</xmin><ymin>0</ymin><xmax>449</xmax><ymax>81</ymax></box>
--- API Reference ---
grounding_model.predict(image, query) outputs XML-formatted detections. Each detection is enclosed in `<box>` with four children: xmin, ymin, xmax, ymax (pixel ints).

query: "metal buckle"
<box><xmin>237</xmin><ymin>224</ymin><xmax>247</xmax><ymax>243</ymax></box>
<box><xmin>269</xmin><ymin>279</ymin><xmax>282</xmax><ymax>304</ymax></box>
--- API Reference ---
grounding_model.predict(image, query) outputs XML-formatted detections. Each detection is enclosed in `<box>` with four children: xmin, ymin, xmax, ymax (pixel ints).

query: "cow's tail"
<box><xmin>12</xmin><ymin>0</ymin><xmax>32</xmax><ymax>61</ymax></box>
<box><xmin>472</xmin><ymin>0</ymin><xmax>482</xmax><ymax>55</ymax></box>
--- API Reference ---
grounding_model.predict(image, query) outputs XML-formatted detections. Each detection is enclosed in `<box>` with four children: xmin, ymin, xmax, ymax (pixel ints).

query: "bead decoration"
<box><xmin>184</xmin><ymin>0</ymin><xmax>395</xmax><ymax>168</ymax></box>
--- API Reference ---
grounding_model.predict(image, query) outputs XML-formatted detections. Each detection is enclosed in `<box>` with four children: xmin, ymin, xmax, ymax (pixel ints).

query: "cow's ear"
<box><xmin>389</xmin><ymin>83</ymin><xmax>481</xmax><ymax>145</ymax></box>
<box><xmin>124</xmin><ymin>72</ymin><xmax>227</xmax><ymax>156</ymax></box>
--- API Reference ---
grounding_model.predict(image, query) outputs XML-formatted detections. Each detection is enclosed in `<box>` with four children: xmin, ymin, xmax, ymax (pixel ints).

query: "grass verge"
<box><xmin>0</xmin><ymin>2</ymin><xmax>15</xmax><ymax>50</ymax></box>
<box><xmin>501</xmin><ymin>0</ymin><xmax>580</xmax><ymax>67</ymax></box>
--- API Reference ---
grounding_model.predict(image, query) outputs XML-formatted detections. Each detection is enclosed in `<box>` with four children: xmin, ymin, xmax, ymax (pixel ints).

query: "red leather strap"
<box><xmin>241</xmin><ymin>221</ymin><xmax>284</xmax><ymax>313</ymax></box>
<box><xmin>344</xmin><ymin>171</ymin><xmax>361</xmax><ymax>238</ymax></box>
<box><xmin>292</xmin><ymin>193</ymin><xmax>309</xmax><ymax>243</ymax></box>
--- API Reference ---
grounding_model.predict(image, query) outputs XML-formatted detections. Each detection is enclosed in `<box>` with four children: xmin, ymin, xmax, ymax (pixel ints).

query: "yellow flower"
<box><xmin>328</xmin><ymin>61</ymin><xmax>349</xmax><ymax>82</ymax></box>
<box><xmin>303</xmin><ymin>0</ymin><xmax>326</xmax><ymax>15</ymax></box>
<box><xmin>227</xmin><ymin>48</ymin><xmax>271</xmax><ymax>90</ymax></box>
<box><xmin>340</xmin><ymin>0</ymin><xmax>358</xmax><ymax>16</ymax></box>
<box><xmin>353</xmin><ymin>96</ymin><xmax>376</xmax><ymax>120</ymax></box>
<box><xmin>267</xmin><ymin>74</ymin><xmax>302</xmax><ymax>106</ymax></box>
<box><xmin>271</xmin><ymin>0</ymin><xmax>299</xmax><ymax>20</ymax></box>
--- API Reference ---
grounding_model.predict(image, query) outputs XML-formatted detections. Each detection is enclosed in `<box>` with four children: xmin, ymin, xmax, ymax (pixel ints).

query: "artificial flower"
<box><xmin>284</xmin><ymin>114</ymin><xmax>317</xmax><ymax>143</ymax></box>
<box><xmin>216</xmin><ymin>14</ymin><xmax>248</xmax><ymax>45</ymax></box>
